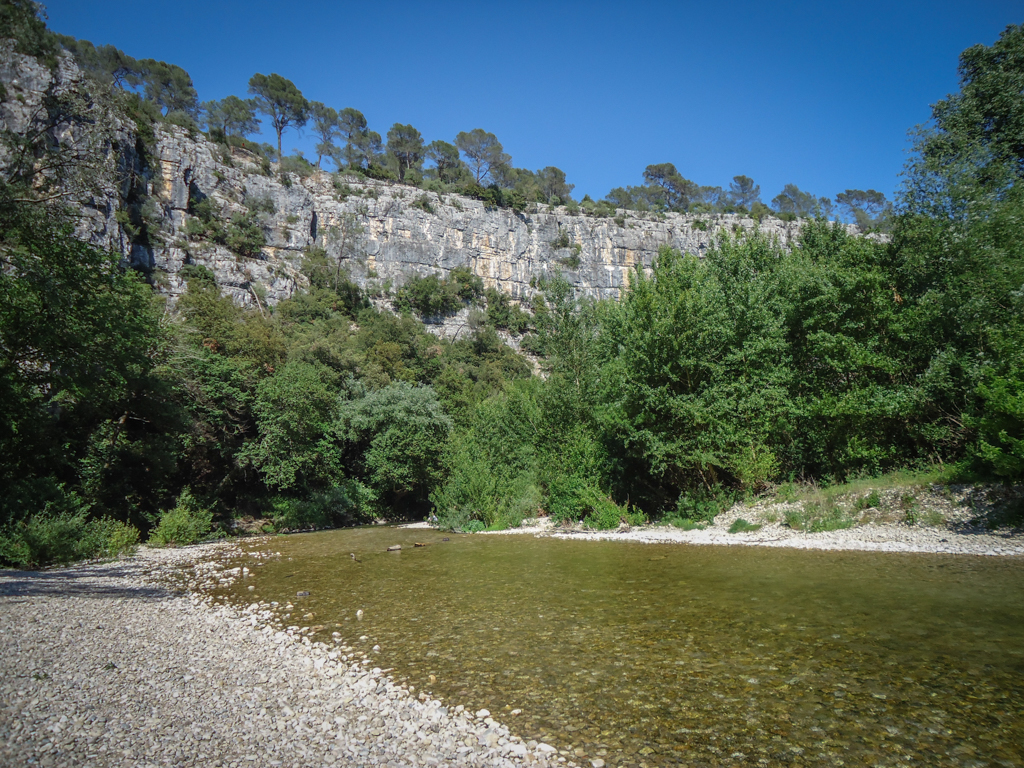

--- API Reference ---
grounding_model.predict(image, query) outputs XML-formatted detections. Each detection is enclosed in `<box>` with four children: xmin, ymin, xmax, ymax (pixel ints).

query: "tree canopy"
<box><xmin>728</xmin><ymin>175</ymin><xmax>761</xmax><ymax>209</ymax></box>
<box><xmin>309</xmin><ymin>102</ymin><xmax>339</xmax><ymax>169</ymax></box>
<box><xmin>455</xmin><ymin>129</ymin><xmax>510</xmax><ymax>185</ymax></box>
<box><xmin>386</xmin><ymin>123</ymin><xmax>424</xmax><ymax>181</ymax></box>
<box><xmin>248</xmin><ymin>72</ymin><xmax>309</xmax><ymax>160</ymax></box>
<box><xmin>425</xmin><ymin>140</ymin><xmax>464</xmax><ymax>183</ymax></box>
<box><xmin>835</xmin><ymin>189</ymin><xmax>892</xmax><ymax>231</ymax></box>
<box><xmin>202</xmin><ymin>96</ymin><xmax>260</xmax><ymax>137</ymax></box>
<box><xmin>928</xmin><ymin>23</ymin><xmax>1024</xmax><ymax>178</ymax></box>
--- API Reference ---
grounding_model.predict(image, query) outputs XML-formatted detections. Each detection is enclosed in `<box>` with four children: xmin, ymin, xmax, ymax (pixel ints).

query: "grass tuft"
<box><xmin>728</xmin><ymin>518</ymin><xmax>762</xmax><ymax>533</ymax></box>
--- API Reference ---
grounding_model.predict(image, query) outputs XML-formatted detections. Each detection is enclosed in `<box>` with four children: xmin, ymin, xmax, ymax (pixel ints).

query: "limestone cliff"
<box><xmin>139</xmin><ymin>124</ymin><xmax>833</xmax><ymax>310</ymax></box>
<box><xmin>2</xmin><ymin>41</ymin><xmax>858</xmax><ymax>317</ymax></box>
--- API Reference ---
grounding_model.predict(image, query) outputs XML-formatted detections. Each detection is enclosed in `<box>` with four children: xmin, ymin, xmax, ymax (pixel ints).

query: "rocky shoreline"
<box><xmin>491</xmin><ymin>516</ymin><xmax>1024</xmax><ymax>556</ymax></box>
<box><xmin>480</xmin><ymin>484</ymin><xmax>1024</xmax><ymax>557</ymax></box>
<box><xmin>0</xmin><ymin>544</ymin><xmax>571</xmax><ymax>768</ymax></box>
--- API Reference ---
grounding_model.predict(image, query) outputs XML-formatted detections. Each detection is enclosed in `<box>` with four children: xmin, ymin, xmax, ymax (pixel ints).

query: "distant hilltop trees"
<box><xmin>50</xmin><ymin>33</ymin><xmax>891</xmax><ymax>230</ymax></box>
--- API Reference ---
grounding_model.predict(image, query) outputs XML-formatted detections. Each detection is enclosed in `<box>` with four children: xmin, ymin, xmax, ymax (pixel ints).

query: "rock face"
<box><xmin>2</xmin><ymin>42</ymin><xmax>860</xmax><ymax>314</ymax></box>
<box><xmin>0</xmin><ymin>40</ymin><xmax>133</xmax><ymax>254</ymax></box>
<box><xmin>144</xmin><ymin>124</ymin><xmax>819</xmax><ymax>309</ymax></box>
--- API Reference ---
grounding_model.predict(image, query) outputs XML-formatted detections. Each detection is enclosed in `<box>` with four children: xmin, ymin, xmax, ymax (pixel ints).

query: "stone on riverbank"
<box><xmin>0</xmin><ymin>543</ymin><xmax>570</xmax><ymax>768</ymax></box>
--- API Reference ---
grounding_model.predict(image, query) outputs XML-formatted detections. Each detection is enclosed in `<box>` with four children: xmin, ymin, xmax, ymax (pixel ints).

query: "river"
<box><xmin>225</xmin><ymin>526</ymin><xmax>1024</xmax><ymax>767</ymax></box>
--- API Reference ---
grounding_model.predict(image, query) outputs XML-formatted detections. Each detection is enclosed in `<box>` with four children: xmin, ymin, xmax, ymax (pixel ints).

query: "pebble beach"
<box><xmin>0</xmin><ymin>545</ymin><xmax>568</xmax><ymax>768</ymax></box>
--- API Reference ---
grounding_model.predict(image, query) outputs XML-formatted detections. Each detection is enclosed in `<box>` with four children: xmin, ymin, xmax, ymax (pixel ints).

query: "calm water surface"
<box><xmin>224</xmin><ymin>528</ymin><xmax>1024</xmax><ymax>767</ymax></box>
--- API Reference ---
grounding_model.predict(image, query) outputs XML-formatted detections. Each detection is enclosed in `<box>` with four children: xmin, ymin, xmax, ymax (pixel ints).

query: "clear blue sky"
<box><xmin>42</xmin><ymin>0</ymin><xmax>1022</xmax><ymax>203</ymax></box>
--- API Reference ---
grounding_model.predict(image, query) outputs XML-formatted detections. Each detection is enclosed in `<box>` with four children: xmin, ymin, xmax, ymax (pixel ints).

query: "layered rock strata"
<box><xmin>2</xmin><ymin>42</ymin><xmax>860</xmax><ymax>315</ymax></box>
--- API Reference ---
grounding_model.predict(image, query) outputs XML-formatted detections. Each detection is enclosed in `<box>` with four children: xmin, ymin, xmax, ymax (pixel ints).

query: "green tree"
<box><xmin>386</xmin><ymin>123</ymin><xmax>424</xmax><ymax>181</ymax></box>
<box><xmin>56</xmin><ymin>36</ymin><xmax>145</xmax><ymax>89</ymax></box>
<box><xmin>430</xmin><ymin>385</ymin><xmax>542</xmax><ymax>530</ymax></box>
<box><xmin>2</xmin><ymin>0</ymin><xmax>59</xmax><ymax>62</ymax></box>
<box><xmin>336</xmin><ymin>382</ymin><xmax>452</xmax><ymax>515</ymax></box>
<box><xmin>357</xmin><ymin>130</ymin><xmax>384</xmax><ymax>170</ymax></box>
<box><xmin>309</xmin><ymin>102</ymin><xmax>340</xmax><ymax>169</ymax></box>
<box><xmin>642</xmin><ymin>163</ymin><xmax>698</xmax><ymax>210</ymax></box>
<box><xmin>139</xmin><ymin>59</ymin><xmax>199</xmax><ymax>117</ymax></box>
<box><xmin>455</xmin><ymin>129</ymin><xmax>511</xmax><ymax>184</ymax></box>
<box><xmin>0</xmin><ymin>206</ymin><xmax>166</xmax><ymax>527</ymax></box>
<box><xmin>771</xmin><ymin>183</ymin><xmax>831</xmax><ymax>218</ymax></box>
<box><xmin>926</xmin><ymin>24</ymin><xmax>1024</xmax><ymax>178</ymax></box>
<box><xmin>604</xmin><ymin>185</ymin><xmax>664</xmax><ymax>211</ymax></box>
<box><xmin>239</xmin><ymin>362</ymin><xmax>343</xmax><ymax>492</ymax></box>
<box><xmin>425</xmin><ymin>140</ymin><xmax>464</xmax><ymax>183</ymax></box>
<box><xmin>835</xmin><ymin>189</ymin><xmax>892</xmax><ymax>231</ymax></box>
<box><xmin>337</xmin><ymin>107</ymin><xmax>369</xmax><ymax>168</ymax></box>
<box><xmin>202</xmin><ymin>96</ymin><xmax>260</xmax><ymax>137</ymax></box>
<box><xmin>537</xmin><ymin>166</ymin><xmax>575</xmax><ymax>202</ymax></box>
<box><xmin>596</xmin><ymin>239</ymin><xmax>794</xmax><ymax>508</ymax></box>
<box><xmin>247</xmin><ymin>72</ymin><xmax>309</xmax><ymax>160</ymax></box>
<box><xmin>691</xmin><ymin>184</ymin><xmax>728</xmax><ymax>211</ymax></box>
<box><xmin>728</xmin><ymin>175</ymin><xmax>761</xmax><ymax>209</ymax></box>
<box><xmin>894</xmin><ymin>23</ymin><xmax>1024</xmax><ymax>479</ymax></box>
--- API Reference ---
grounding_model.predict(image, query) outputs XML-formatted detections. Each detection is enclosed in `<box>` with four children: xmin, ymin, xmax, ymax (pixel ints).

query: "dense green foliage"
<box><xmin>147</xmin><ymin>488</ymin><xmax>213</xmax><ymax>547</ymax></box>
<box><xmin>247</xmin><ymin>72</ymin><xmax>308</xmax><ymax>160</ymax></box>
<box><xmin>1</xmin><ymin>7</ymin><xmax>1022</xmax><ymax>565</ymax></box>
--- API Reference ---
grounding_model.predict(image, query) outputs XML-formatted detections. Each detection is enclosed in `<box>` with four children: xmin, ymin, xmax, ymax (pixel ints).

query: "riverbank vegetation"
<box><xmin>1</xmin><ymin>5</ymin><xmax>1022</xmax><ymax>565</ymax></box>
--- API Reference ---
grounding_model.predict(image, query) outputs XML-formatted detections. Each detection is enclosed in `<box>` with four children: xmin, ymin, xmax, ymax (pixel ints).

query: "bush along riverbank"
<box><xmin>0</xmin><ymin>541</ymin><xmax>574</xmax><ymax>768</ymax></box>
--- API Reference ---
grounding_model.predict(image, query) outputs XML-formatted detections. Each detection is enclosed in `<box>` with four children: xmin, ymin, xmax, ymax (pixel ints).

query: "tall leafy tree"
<box><xmin>357</xmin><ymin>130</ymin><xmax>384</xmax><ymax>169</ymax></box>
<box><xmin>335</xmin><ymin>382</ymin><xmax>452</xmax><ymax>514</ymax></box>
<box><xmin>642</xmin><ymin>163</ymin><xmax>699</xmax><ymax>210</ymax></box>
<box><xmin>537</xmin><ymin>166</ymin><xmax>575</xmax><ymax>202</ymax></box>
<box><xmin>728</xmin><ymin>175</ymin><xmax>761</xmax><ymax>208</ymax></box>
<box><xmin>56</xmin><ymin>36</ymin><xmax>146</xmax><ymax>89</ymax></box>
<box><xmin>386</xmin><ymin>123</ymin><xmax>424</xmax><ymax>181</ymax></box>
<box><xmin>247</xmin><ymin>73</ymin><xmax>309</xmax><ymax>160</ymax></box>
<box><xmin>0</xmin><ymin>203</ymin><xmax>167</xmax><ymax>527</ymax></box>
<box><xmin>425</xmin><ymin>140</ymin><xmax>464</xmax><ymax>183</ymax></box>
<box><xmin>2</xmin><ymin>0</ymin><xmax>60</xmax><ymax>61</ymax></box>
<box><xmin>926</xmin><ymin>23</ymin><xmax>1024</xmax><ymax>178</ymax></box>
<box><xmin>455</xmin><ymin>129</ymin><xmax>510</xmax><ymax>184</ymax></box>
<box><xmin>202</xmin><ymin>96</ymin><xmax>260</xmax><ymax>137</ymax></box>
<box><xmin>896</xmin><ymin>23</ymin><xmax>1024</xmax><ymax>479</ymax></box>
<box><xmin>835</xmin><ymin>189</ymin><xmax>892</xmax><ymax>231</ymax></box>
<box><xmin>139</xmin><ymin>59</ymin><xmax>199</xmax><ymax>117</ymax></box>
<box><xmin>240</xmin><ymin>361</ymin><xmax>343</xmax><ymax>492</ymax></box>
<box><xmin>309</xmin><ymin>102</ymin><xmax>340</xmax><ymax>169</ymax></box>
<box><xmin>692</xmin><ymin>184</ymin><xmax>728</xmax><ymax>210</ymax></box>
<box><xmin>604</xmin><ymin>185</ymin><xmax>664</xmax><ymax>211</ymax></box>
<box><xmin>771</xmin><ymin>183</ymin><xmax>830</xmax><ymax>218</ymax></box>
<box><xmin>337</xmin><ymin>107</ymin><xmax>369</xmax><ymax>168</ymax></box>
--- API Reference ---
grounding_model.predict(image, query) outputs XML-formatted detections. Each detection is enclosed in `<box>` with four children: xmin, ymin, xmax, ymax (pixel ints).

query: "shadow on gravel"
<box><xmin>0</xmin><ymin>563</ymin><xmax>173</xmax><ymax>601</ymax></box>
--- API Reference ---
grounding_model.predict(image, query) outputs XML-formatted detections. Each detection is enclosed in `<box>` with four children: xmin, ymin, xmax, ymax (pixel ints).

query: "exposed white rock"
<box><xmin>1</xmin><ymin>42</ymin><xmax>868</xmax><ymax>332</ymax></box>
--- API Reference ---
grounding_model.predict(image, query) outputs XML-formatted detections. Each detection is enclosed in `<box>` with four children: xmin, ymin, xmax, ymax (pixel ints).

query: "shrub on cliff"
<box><xmin>394</xmin><ymin>267</ymin><xmax>483</xmax><ymax>317</ymax></box>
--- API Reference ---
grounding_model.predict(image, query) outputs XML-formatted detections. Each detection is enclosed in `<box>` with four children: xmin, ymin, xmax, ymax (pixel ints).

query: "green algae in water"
<box><xmin>224</xmin><ymin>529</ymin><xmax>1024</xmax><ymax>767</ymax></box>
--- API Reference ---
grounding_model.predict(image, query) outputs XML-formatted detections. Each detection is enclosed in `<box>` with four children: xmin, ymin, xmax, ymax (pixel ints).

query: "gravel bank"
<box><xmin>511</xmin><ymin>518</ymin><xmax>1024</xmax><ymax>556</ymax></box>
<box><xmin>0</xmin><ymin>545</ymin><xmax>569</xmax><ymax>768</ymax></box>
<box><xmin>479</xmin><ymin>485</ymin><xmax>1024</xmax><ymax>557</ymax></box>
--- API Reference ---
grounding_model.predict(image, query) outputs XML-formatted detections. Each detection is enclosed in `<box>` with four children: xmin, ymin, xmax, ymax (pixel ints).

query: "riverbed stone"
<box><xmin>0</xmin><ymin>543</ymin><xmax>568</xmax><ymax>768</ymax></box>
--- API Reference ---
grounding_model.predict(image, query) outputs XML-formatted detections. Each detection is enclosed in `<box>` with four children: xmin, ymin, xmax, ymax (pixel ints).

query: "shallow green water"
<box><xmin>226</xmin><ymin>528</ymin><xmax>1024</xmax><ymax>767</ymax></box>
